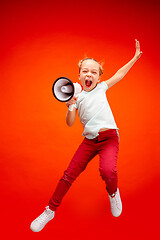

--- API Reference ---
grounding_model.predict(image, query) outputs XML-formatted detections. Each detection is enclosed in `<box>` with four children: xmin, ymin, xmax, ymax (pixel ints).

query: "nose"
<box><xmin>86</xmin><ymin>71</ymin><xmax>91</xmax><ymax>76</ymax></box>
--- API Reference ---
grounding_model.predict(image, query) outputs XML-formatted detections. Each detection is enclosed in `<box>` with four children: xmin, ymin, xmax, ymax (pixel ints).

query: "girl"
<box><xmin>30</xmin><ymin>39</ymin><xmax>142</xmax><ymax>232</ymax></box>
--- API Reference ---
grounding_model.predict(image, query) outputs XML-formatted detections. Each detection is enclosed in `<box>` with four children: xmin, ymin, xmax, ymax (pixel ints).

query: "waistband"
<box><xmin>86</xmin><ymin>129</ymin><xmax>119</xmax><ymax>143</ymax></box>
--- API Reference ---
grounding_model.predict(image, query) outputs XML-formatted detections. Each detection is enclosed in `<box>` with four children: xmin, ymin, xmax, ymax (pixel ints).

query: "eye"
<box><xmin>82</xmin><ymin>70</ymin><xmax>87</xmax><ymax>73</ymax></box>
<box><xmin>92</xmin><ymin>71</ymin><xmax>97</xmax><ymax>74</ymax></box>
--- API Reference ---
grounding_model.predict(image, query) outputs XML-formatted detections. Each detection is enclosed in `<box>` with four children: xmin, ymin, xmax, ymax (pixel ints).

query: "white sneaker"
<box><xmin>30</xmin><ymin>206</ymin><xmax>55</xmax><ymax>232</ymax></box>
<box><xmin>108</xmin><ymin>188</ymin><xmax>122</xmax><ymax>217</ymax></box>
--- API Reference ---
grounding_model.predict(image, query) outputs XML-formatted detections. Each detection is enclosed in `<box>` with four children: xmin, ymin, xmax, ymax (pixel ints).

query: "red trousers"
<box><xmin>49</xmin><ymin>129</ymin><xmax>119</xmax><ymax>211</ymax></box>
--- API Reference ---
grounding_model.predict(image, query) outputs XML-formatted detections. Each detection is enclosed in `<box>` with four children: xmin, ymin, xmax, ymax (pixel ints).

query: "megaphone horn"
<box><xmin>52</xmin><ymin>77</ymin><xmax>82</xmax><ymax>111</ymax></box>
<box><xmin>52</xmin><ymin>77</ymin><xmax>74</xmax><ymax>102</ymax></box>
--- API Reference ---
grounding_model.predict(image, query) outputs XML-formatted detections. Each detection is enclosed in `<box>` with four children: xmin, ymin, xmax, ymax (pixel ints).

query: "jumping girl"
<box><xmin>30</xmin><ymin>39</ymin><xmax>142</xmax><ymax>232</ymax></box>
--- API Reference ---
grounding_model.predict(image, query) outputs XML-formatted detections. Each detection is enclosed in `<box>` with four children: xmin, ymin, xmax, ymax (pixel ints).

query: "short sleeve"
<box><xmin>99</xmin><ymin>81</ymin><xmax>109</xmax><ymax>92</ymax></box>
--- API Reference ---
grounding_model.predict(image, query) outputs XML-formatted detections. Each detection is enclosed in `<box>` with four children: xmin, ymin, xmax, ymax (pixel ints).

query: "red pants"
<box><xmin>49</xmin><ymin>129</ymin><xmax>119</xmax><ymax>211</ymax></box>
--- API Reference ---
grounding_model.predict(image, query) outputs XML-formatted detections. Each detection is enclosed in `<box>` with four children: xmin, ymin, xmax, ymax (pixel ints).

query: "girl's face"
<box><xmin>79</xmin><ymin>59</ymin><xmax>100</xmax><ymax>92</ymax></box>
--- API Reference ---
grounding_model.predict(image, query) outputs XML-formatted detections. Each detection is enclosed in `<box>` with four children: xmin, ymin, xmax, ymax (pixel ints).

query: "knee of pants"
<box><xmin>99</xmin><ymin>166</ymin><xmax>117</xmax><ymax>181</ymax></box>
<box><xmin>61</xmin><ymin>158</ymin><xmax>88</xmax><ymax>184</ymax></box>
<box><xmin>61</xmin><ymin>168</ymin><xmax>80</xmax><ymax>185</ymax></box>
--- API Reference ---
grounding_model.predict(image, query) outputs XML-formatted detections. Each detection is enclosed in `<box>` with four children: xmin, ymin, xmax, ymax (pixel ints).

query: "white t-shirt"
<box><xmin>74</xmin><ymin>81</ymin><xmax>118</xmax><ymax>139</ymax></box>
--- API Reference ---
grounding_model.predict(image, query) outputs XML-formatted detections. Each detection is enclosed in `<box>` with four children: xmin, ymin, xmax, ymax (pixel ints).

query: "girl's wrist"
<box><xmin>133</xmin><ymin>52</ymin><xmax>142</xmax><ymax>61</ymax></box>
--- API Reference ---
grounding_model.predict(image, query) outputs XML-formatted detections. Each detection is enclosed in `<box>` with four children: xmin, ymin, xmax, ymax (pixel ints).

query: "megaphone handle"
<box><xmin>69</xmin><ymin>104</ymin><xmax>74</xmax><ymax>111</ymax></box>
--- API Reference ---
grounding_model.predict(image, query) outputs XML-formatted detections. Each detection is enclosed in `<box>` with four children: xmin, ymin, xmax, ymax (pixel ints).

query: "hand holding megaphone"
<box><xmin>52</xmin><ymin>77</ymin><xmax>82</xmax><ymax>111</ymax></box>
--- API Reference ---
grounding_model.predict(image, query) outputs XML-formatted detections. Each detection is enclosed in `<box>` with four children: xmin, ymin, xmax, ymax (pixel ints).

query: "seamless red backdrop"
<box><xmin>1</xmin><ymin>0</ymin><xmax>160</xmax><ymax>239</ymax></box>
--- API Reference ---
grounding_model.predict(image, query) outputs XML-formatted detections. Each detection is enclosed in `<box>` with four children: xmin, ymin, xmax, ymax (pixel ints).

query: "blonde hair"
<box><xmin>78</xmin><ymin>58</ymin><xmax>103</xmax><ymax>76</ymax></box>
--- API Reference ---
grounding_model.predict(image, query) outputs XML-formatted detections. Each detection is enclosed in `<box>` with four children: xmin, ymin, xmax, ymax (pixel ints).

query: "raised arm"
<box><xmin>105</xmin><ymin>39</ymin><xmax>143</xmax><ymax>89</ymax></box>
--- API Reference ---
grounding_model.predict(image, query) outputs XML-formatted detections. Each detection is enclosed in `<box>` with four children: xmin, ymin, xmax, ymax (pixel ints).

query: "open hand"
<box><xmin>134</xmin><ymin>39</ymin><xmax>143</xmax><ymax>60</ymax></box>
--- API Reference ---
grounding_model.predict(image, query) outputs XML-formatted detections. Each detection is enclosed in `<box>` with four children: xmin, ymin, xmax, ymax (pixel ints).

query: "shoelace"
<box><xmin>36</xmin><ymin>207</ymin><xmax>52</xmax><ymax>224</ymax></box>
<box><xmin>110</xmin><ymin>193</ymin><xmax>120</xmax><ymax>209</ymax></box>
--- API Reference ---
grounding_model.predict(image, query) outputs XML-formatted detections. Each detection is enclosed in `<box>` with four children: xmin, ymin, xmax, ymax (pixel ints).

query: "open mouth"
<box><xmin>85</xmin><ymin>80</ymin><xmax>92</xmax><ymax>87</ymax></box>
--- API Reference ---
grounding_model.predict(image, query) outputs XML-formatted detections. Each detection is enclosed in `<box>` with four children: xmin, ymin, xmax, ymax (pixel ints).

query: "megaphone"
<box><xmin>52</xmin><ymin>77</ymin><xmax>82</xmax><ymax>111</ymax></box>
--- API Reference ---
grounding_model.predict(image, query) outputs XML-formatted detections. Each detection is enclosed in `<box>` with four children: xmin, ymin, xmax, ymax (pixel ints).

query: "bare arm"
<box><xmin>66</xmin><ymin>97</ymin><xmax>77</xmax><ymax>127</ymax></box>
<box><xmin>105</xmin><ymin>39</ymin><xmax>143</xmax><ymax>89</ymax></box>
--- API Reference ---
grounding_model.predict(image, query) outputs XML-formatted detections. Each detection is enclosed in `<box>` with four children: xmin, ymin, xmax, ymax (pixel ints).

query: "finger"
<box><xmin>135</xmin><ymin>39</ymin><xmax>140</xmax><ymax>48</ymax></box>
<box><xmin>135</xmin><ymin>39</ymin><xmax>138</xmax><ymax>44</ymax></box>
<box><xmin>69</xmin><ymin>98</ymin><xmax>77</xmax><ymax>104</ymax></box>
<box><xmin>66</xmin><ymin>102</ymin><xmax>69</xmax><ymax>107</ymax></box>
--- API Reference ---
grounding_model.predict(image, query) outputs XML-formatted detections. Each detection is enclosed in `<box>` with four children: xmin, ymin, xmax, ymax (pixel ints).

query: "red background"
<box><xmin>1</xmin><ymin>0</ymin><xmax>160</xmax><ymax>239</ymax></box>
